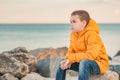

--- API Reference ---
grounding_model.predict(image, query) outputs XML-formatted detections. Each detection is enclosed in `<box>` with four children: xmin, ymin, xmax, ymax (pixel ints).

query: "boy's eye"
<box><xmin>73</xmin><ymin>20</ymin><xmax>76</xmax><ymax>23</ymax></box>
<box><xmin>70</xmin><ymin>20</ymin><xmax>76</xmax><ymax>23</ymax></box>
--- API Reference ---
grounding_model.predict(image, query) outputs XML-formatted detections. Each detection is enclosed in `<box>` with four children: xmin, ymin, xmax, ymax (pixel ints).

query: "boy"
<box><xmin>55</xmin><ymin>10</ymin><xmax>109</xmax><ymax>80</ymax></box>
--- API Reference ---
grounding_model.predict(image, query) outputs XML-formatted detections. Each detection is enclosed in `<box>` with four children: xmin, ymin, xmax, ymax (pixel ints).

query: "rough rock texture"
<box><xmin>0</xmin><ymin>47</ymin><xmax>120</xmax><ymax>80</ymax></box>
<box><xmin>0</xmin><ymin>53</ymin><xmax>29</xmax><ymax>78</ymax></box>
<box><xmin>21</xmin><ymin>72</ymin><xmax>44</xmax><ymax>80</ymax></box>
<box><xmin>0</xmin><ymin>73</ymin><xmax>18</xmax><ymax>80</ymax></box>
<box><xmin>0</xmin><ymin>47</ymin><xmax>37</xmax><ymax>78</ymax></box>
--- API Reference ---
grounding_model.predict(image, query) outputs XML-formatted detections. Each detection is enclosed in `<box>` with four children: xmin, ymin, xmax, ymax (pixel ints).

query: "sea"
<box><xmin>0</xmin><ymin>23</ymin><xmax>120</xmax><ymax>57</ymax></box>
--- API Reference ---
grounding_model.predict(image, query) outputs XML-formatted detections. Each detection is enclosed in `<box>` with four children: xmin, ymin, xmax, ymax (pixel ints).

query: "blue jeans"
<box><xmin>55</xmin><ymin>59</ymin><xmax>100</xmax><ymax>80</ymax></box>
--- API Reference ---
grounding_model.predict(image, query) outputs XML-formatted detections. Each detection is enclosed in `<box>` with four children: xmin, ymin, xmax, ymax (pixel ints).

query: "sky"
<box><xmin>0</xmin><ymin>0</ymin><xmax>120</xmax><ymax>23</ymax></box>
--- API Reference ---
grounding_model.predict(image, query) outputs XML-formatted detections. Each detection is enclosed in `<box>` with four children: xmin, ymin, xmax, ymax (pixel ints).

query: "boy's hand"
<box><xmin>60</xmin><ymin>59</ymin><xmax>71</xmax><ymax>70</ymax></box>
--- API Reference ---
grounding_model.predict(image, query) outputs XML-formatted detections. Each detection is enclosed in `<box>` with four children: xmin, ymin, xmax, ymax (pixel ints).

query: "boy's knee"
<box><xmin>79</xmin><ymin>59</ymin><xmax>90</xmax><ymax>68</ymax></box>
<box><xmin>80</xmin><ymin>59</ymin><xmax>90</xmax><ymax>65</ymax></box>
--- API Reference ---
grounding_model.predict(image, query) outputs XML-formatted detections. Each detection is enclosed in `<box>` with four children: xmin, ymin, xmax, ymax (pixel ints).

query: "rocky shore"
<box><xmin>0</xmin><ymin>47</ymin><xmax>120</xmax><ymax>80</ymax></box>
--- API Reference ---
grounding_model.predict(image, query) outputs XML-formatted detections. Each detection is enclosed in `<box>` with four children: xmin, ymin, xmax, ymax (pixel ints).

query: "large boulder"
<box><xmin>37</xmin><ymin>57</ymin><xmax>62</xmax><ymax>78</ymax></box>
<box><xmin>0</xmin><ymin>52</ymin><xmax>29</xmax><ymax>78</ymax></box>
<box><xmin>0</xmin><ymin>47</ymin><xmax>37</xmax><ymax>78</ymax></box>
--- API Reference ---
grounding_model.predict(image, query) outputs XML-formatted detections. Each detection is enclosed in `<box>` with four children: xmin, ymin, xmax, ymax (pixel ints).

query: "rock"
<box><xmin>62</xmin><ymin>70</ymin><xmax>119</xmax><ymax>80</ymax></box>
<box><xmin>110</xmin><ymin>56</ymin><xmax>120</xmax><ymax>65</ymax></box>
<box><xmin>36</xmin><ymin>47</ymin><xmax>67</xmax><ymax>60</ymax></box>
<box><xmin>21</xmin><ymin>72</ymin><xmax>44</xmax><ymax>80</ymax></box>
<box><xmin>37</xmin><ymin>57</ymin><xmax>50</xmax><ymax>77</ymax></box>
<box><xmin>0</xmin><ymin>73</ymin><xmax>18</xmax><ymax>80</ymax></box>
<box><xmin>11</xmin><ymin>52</ymin><xmax>37</xmax><ymax>72</ymax></box>
<box><xmin>0</xmin><ymin>47</ymin><xmax>37</xmax><ymax>78</ymax></box>
<box><xmin>0</xmin><ymin>53</ymin><xmax>29</xmax><ymax>78</ymax></box>
<box><xmin>109</xmin><ymin>65</ymin><xmax>120</xmax><ymax>78</ymax></box>
<box><xmin>3</xmin><ymin>47</ymin><xmax>37</xmax><ymax>72</ymax></box>
<box><xmin>29</xmin><ymin>48</ymin><xmax>52</xmax><ymax>57</ymax></box>
<box><xmin>50</xmin><ymin>57</ymin><xmax>61</xmax><ymax>77</ymax></box>
<box><xmin>90</xmin><ymin>70</ymin><xmax>119</xmax><ymax>80</ymax></box>
<box><xmin>3</xmin><ymin>47</ymin><xmax>28</xmax><ymax>54</ymax></box>
<box><xmin>37</xmin><ymin>57</ymin><xmax>64</xmax><ymax>78</ymax></box>
<box><xmin>114</xmin><ymin>50</ymin><xmax>120</xmax><ymax>57</ymax></box>
<box><xmin>109</xmin><ymin>56</ymin><xmax>120</xmax><ymax>78</ymax></box>
<box><xmin>108</xmin><ymin>56</ymin><xmax>112</xmax><ymax>60</ymax></box>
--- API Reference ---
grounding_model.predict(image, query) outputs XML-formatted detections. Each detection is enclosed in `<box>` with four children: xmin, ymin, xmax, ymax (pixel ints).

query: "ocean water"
<box><xmin>0</xmin><ymin>24</ymin><xmax>120</xmax><ymax>57</ymax></box>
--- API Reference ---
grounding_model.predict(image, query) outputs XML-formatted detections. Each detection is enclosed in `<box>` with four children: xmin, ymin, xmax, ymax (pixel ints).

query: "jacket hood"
<box><xmin>84</xmin><ymin>19</ymin><xmax>100</xmax><ymax>34</ymax></box>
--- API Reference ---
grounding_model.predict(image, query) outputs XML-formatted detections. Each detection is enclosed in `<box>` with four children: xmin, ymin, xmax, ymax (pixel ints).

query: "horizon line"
<box><xmin>0</xmin><ymin>22</ymin><xmax>120</xmax><ymax>24</ymax></box>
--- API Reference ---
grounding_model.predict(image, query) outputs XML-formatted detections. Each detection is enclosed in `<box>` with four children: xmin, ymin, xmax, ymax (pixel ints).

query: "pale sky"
<box><xmin>0</xmin><ymin>0</ymin><xmax>120</xmax><ymax>23</ymax></box>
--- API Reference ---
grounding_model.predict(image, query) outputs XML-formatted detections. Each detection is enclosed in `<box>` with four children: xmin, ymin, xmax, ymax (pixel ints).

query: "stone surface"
<box><xmin>0</xmin><ymin>47</ymin><xmax>120</xmax><ymax>80</ymax></box>
<box><xmin>37</xmin><ymin>57</ymin><xmax>50</xmax><ymax>77</ymax></box>
<box><xmin>110</xmin><ymin>56</ymin><xmax>120</xmax><ymax>78</ymax></box>
<box><xmin>0</xmin><ymin>47</ymin><xmax>37</xmax><ymax>78</ymax></box>
<box><xmin>0</xmin><ymin>53</ymin><xmax>29</xmax><ymax>78</ymax></box>
<box><xmin>0</xmin><ymin>73</ymin><xmax>18</xmax><ymax>80</ymax></box>
<box><xmin>90</xmin><ymin>70</ymin><xmax>119</xmax><ymax>80</ymax></box>
<box><xmin>114</xmin><ymin>50</ymin><xmax>120</xmax><ymax>57</ymax></box>
<box><xmin>21</xmin><ymin>72</ymin><xmax>44</xmax><ymax>80</ymax></box>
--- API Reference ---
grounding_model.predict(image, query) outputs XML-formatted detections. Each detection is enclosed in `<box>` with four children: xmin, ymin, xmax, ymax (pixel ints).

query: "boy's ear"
<box><xmin>82</xmin><ymin>20</ymin><xmax>87</xmax><ymax>27</ymax></box>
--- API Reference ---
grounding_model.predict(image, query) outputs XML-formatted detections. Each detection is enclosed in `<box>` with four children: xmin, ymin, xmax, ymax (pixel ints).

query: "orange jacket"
<box><xmin>65</xmin><ymin>19</ymin><xmax>109</xmax><ymax>74</ymax></box>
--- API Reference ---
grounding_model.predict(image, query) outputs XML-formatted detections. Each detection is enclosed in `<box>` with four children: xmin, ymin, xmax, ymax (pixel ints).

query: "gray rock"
<box><xmin>0</xmin><ymin>47</ymin><xmax>37</xmax><ymax>78</ymax></box>
<box><xmin>37</xmin><ymin>57</ymin><xmax>50</xmax><ymax>77</ymax></box>
<box><xmin>0</xmin><ymin>53</ymin><xmax>29</xmax><ymax>78</ymax></box>
<box><xmin>109</xmin><ymin>65</ymin><xmax>120</xmax><ymax>78</ymax></box>
<box><xmin>2</xmin><ymin>47</ymin><xmax>37</xmax><ymax>72</ymax></box>
<box><xmin>114</xmin><ymin>50</ymin><xmax>120</xmax><ymax>57</ymax></box>
<box><xmin>11</xmin><ymin>52</ymin><xmax>37</xmax><ymax>72</ymax></box>
<box><xmin>21</xmin><ymin>72</ymin><xmax>44</xmax><ymax>80</ymax></box>
<box><xmin>0</xmin><ymin>73</ymin><xmax>18</xmax><ymax>80</ymax></box>
<box><xmin>108</xmin><ymin>56</ymin><xmax>112</xmax><ymax>60</ymax></box>
<box><xmin>110</xmin><ymin>56</ymin><xmax>120</xmax><ymax>78</ymax></box>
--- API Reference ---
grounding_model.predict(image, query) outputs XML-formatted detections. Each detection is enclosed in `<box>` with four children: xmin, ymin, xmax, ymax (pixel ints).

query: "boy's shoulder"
<box><xmin>84</xmin><ymin>30</ymin><xmax>100</xmax><ymax>39</ymax></box>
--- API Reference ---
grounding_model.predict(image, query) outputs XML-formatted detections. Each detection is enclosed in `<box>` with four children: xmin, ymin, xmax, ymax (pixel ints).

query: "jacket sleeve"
<box><xmin>67</xmin><ymin>31</ymin><xmax>103</xmax><ymax>63</ymax></box>
<box><xmin>65</xmin><ymin>34</ymin><xmax>75</xmax><ymax>61</ymax></box>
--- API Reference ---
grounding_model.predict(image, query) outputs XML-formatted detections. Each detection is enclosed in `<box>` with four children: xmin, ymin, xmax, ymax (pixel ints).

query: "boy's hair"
<box><xmin>71</xmin><ymin>10</ymin><xmax>90</xmax><ymax>26</ymax></box>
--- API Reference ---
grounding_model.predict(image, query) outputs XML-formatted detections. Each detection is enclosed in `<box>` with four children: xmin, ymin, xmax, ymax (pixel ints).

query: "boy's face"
<box><xmin>70</xmin><ymin>15</ymin><xmax>86</xmax><ymax>33</ymax></box>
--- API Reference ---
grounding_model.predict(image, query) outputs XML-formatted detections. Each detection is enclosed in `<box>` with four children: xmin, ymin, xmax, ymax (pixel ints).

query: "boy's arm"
<box><xmin>67</xmin><ymin>31</ymin><xmax>105</xmax><ymax>63</ymax></box>
<box><xmin>65</xmin><ymin>33</ymin><xmax>75</xmax><ymax>62</ymax></box>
